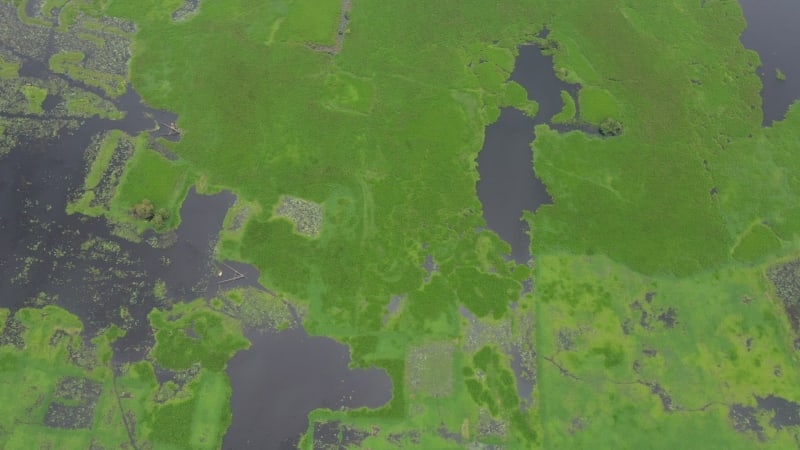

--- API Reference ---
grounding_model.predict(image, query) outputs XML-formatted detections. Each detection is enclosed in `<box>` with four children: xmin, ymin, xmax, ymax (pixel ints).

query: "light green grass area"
<box><xmin>577</xmin><ymin>86</ymin><xmax>618</xmax><ymax>124</ymax></box>
<box><xmin>211</xmin><ymin>287</ymin><xmax>295</xmax><ymax>331</ymax></box>
<box><xmin>0</xmin><ymin>54</ymin><xmax>19</xmax><ymax>78</ymax></box>
<box><xmin>732</xmin><ymin>222</ymin><xmax>783</xmax><ymax>263</ymax></box>
<box><xmin>86</xmin><ymin>130</ymin><xmax>123</xmax><ymax>190</ymax></box>
<box><xmin>149</xmin><ymin>299</ymin><xmax>250</xmax><ymax>371</ymax></box>
<box><xmin>49</xmin><ymin>51</ymin><xmax>126</xmax><ymax>97</ymax></box>
<box><xmin>5</xmin><ymin>0</ymin><xmax>800</xmax><ymax>448</ymax></box>
<box><xmin>533</xmin><ymin>253</ymin><xmax>799</xmax><ymax>448</ymax></box>
<box><xmin>98</xmin><ymin>0</ymin><xmax>800</xmax><ymax>445</ymax></box>
<box><xmin>109</xmin><ymin>139</ymin><xmax>194</xmax><ymax>231</ymax></box>
<box><xmin>715</xmin><ymin>103</ymin><xmax>800</xmax><ymax>242</ymax></box>
<box><xmin>0</xmin><ymin>302</ymin><xmax>247</xmax><ymax>449</ymax></box>
<box><xmin>67</xmin><ymin>130</ymin><xmax>136</xmax><ymax>218</ymax></box>
<box><xmin>551</xmin><ymin>89</ymin><xmax>576</xmax><ymax>124</ymax></box>
<box><xmin>64</xmin><ymin>89</ymin><xmax>125</xmax><ymax>119</ymax></box>
<box><xmin>21</xmin><ymin>84</ymin><xmax>47</xmax><ymax>114</ymax></box>
<box><xmin>322</xmin><ymin>70</ymin><xmax>375</xmax><ymax>114</ymax></box>
<box><xmin>503</xmin><ymin>80</ymin><xmax>539</xmax><ymax>117</ymax></box>
<box><xmin>276</xmin><ymin>0</ymin><xmax>342</xmax><ymax>46</ymax></box>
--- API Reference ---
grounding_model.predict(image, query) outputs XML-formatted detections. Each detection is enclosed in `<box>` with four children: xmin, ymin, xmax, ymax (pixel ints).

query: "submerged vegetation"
<box><xmin>4</xmin><ymin>0</ymin><xmax>800</xmax><ymax>448</ymax></box>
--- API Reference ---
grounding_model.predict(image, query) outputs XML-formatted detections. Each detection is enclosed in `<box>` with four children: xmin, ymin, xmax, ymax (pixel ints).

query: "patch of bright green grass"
<box><xmin>534</xmin><ymin>253</ymin><xmax>799</xmax><ymax>448</ymax></box>
<box><xmin>276</xmin><ymin>0</ymin><xmax>342</xmax><ymax>46</ymax></box>
<box><xmin>322</xmin><ymin>70</ymin><xmax>375</xmax><ymax>114</ymax></box>
<box><xmin>503</xmin><ymin>80</ymin><xmax>539</xmax><ymax>117</ymax></box>
<box><xmin>0</xmin><ymin>302</ymin><xmax>248</xmax><ymax>449</ymax></box>
<box><xmin>68</xmin><ymin>131</ymin><xmax>133</xmax><ymax>217</ymax></box>
<box><xmin>21</xmin><ymin>84</ymin><xmax>47</xmax><ymax>114</ymax></box>
<box><xmin>551</xmin><ymin>90</ymin><xmax>576</xmax><ymax>124</ymax></box>
<box><xmin>86</xmin><ymin>130</ymin><xmax>123</xmax><ymax>190</ymax></box>
<box><xmin>145</xmin><ymin>369</ymin><xmax>233</xmax><ymax>450</ymax></box>
<box><xmin>715</xmin><ymin>104</ymin><xmax>800</xmax><ymax>241</ymax></box>
<box><xmin>732</xmin><ymin>222</ymin><xmax>783</xmax><ymax>263</ymax></box>
<box><xmin>577</xmin><ymin>86</ymin><xmax>618</xmax><ymax>124</ymax></box>
<box><xmin>149</xmin><ymin>299</ymin><xmax>249</xmax><ymax>371</ymax></box>
<box><xmin>49</xmin><ymin>51</ymin><xmax>126</xmax><ymax>97</ymax></box>
<box><xmin>110</xmin><ymin>139</ymin><xmax>194</xmax><ymax>230</ymax></box>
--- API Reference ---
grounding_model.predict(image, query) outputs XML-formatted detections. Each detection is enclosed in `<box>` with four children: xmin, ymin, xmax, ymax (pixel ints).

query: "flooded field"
<box><xmin>224</xmin><ymin>327</ymin><xmax>392</xmax><ymax>449</ymax></box>
<box><xmin>4</xmin><ymin>0</ymin><xmax>800</xmax><ymax>448</ymax></box>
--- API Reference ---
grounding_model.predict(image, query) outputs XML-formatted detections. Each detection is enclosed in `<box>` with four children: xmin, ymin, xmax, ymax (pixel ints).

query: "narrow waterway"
<box><xmin>475</xmin><ymin>45</ymin><xmax>580</xmax><ymax>264</ymax></box>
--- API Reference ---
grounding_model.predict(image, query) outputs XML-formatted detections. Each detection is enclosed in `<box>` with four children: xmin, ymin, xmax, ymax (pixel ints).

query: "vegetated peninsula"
<box><xmin>2</xmin><ymin>0</ymin><xmax>800</xmax><ymax>448</ymax></box>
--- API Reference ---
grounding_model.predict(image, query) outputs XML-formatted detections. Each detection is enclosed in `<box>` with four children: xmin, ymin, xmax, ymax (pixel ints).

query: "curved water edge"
<box><xmin>738</xmin><ymin>0</ymin><xmax>800</xmax><ymax>126</ymax></box>
<box><xmin>475</xmin><ymin>45</ymin><xmax>583</xmax><ymax>264</ymax></box>
<box><xmin>476</xmin><ymin>107</ymin><xmax>549</xmax><ymax>264</ymax></box>
<box><xmin>223</xmin><ymin>327</ymin><xmax>393</xmax><ymax>449</ymax></box>
<box><xmin>0</xmin><ymin>79</ymin><xmax>393</xmax><ymax>448</ymax></box>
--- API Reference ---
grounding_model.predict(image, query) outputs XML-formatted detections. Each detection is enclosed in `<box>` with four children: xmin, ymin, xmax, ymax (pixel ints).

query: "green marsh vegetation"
<box><xmin>94</xmin><ymin>0</ymin><xmax>800</xmax><ymax>446</ymax></box>
<box><xmin>0</xmin><ymin>298</ymin><xmax>257</xmax><ymax>449</ymax></box>
<box><xmin>551</xmin><ymin>90</ymin><xmax>576</xmax><ymax>124</ymax></box>
<box><xmin>5</xmin><ymin>0</ymin><xmax>800</xmax><ymax>448</ymax></box>
<box><xmin>69</xmin><ymin>130</ymin><xmax>196</xmax><ymax>233</ymax></box>
<box><xmin>0</xmin><ymin>53</ymin><xmax>19</xmax><ymax>78</ymax></box>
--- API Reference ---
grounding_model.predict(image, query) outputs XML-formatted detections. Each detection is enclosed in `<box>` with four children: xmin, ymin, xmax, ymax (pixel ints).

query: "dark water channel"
<box><xmin>739</xmin><ymin>0</ymin><xmax>800</xmax><ymax>126</ymax></box>
<box><xmin>475</xmin><ymin>45</ymin><xmax>581</xmax><ymax>264</ymax></box>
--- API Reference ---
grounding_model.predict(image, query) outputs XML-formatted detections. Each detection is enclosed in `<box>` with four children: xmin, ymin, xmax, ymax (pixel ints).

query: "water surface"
<box><xmin>224</xmin><ymin>327</ymin><xmax>392</xmax><ymax>449</ymax></box>
<box><xmin>475</xmin><ymin>45</ymin><xmax>580</xmax><ymax>263</ymax></box>
<box><xmin>739</xmin><ymin>0</ymin><xmax>800</xmax><ymax>125</ymax></box>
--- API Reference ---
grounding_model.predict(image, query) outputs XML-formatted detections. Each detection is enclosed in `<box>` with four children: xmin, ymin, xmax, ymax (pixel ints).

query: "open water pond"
<box><xmin>223</xmin><ymin>327</ymin><xmax>392</xmax><ymax>449</ymax></box>
<box><xmin>476</xmin><ymin>45</ymin><xmax>580</xmax><ymax>263</ymax></box>
<box><xmin>739</xmin><ymin>0</ymin><xmax>800</xmax><ymax>125</ymax></box>
<box><xmin>0</xmin><ymin>95</ymin><xmax>234</xmax><ymax>359</ymax></box>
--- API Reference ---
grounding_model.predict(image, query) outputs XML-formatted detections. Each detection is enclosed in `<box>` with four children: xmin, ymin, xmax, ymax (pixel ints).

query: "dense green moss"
<box><xmin>99</xmin><ymin>0</ymin><xmax>800</xmax><ymax>444</ymax></box>
<box><xmin>551</xmin><ymin>90</ymin><xmax>576</xmax><ymax>124</ymax></box>
<box><xmin>149</xmin><ymin>299</ymin><xmax>250</xmax><ymax>371</ymax></box>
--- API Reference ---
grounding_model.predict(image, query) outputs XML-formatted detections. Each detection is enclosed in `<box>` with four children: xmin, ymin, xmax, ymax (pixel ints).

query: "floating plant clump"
<box><xmin>274</xmin><ymin>195</ymin><xmax>323</xmax><ymax>238</ymax></box>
